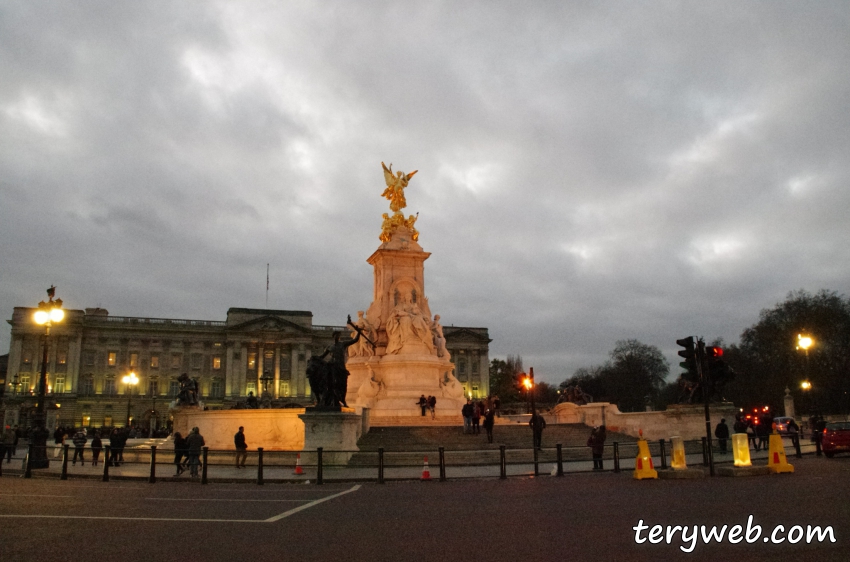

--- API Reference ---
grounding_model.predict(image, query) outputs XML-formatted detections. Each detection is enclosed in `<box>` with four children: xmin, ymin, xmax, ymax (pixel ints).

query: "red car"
<box><xmin>822</xmin><ymin>422</ymin><xmax>850</xmax><ymax>458</ymax></box>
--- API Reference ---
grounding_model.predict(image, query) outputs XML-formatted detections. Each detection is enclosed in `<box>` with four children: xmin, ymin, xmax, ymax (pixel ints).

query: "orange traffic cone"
<box><xmin>293</xmin><ymin>453</ymin><xmax>304</xmax><ymax>476</ymax></box>
<box><xmin>421</xmin><ymin>456</ymin><xmax>431</xmax><ymax>480</ymax></box>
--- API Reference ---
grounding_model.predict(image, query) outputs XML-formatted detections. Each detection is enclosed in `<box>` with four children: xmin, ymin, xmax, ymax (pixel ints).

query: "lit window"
<box><xmin>54</xmin><ymin>376</ymin><xmax>65</xmax><ymax>394</ymax></box>
<box><xmin>247</xmin><ymin>353</ymin><xmax>257</xmax><ymax>369</ymax></box>
<box><xmin>20</xmin><ymin>375</ymin><xmax>31</xmax><ymax>393</ymax></box>
<box><xmin>81</xmin><ymin>415</ymin><xmax>91</xmax><ymax>427</ymax></box>
<box><xmin>108</xmin><ymin>352</ymin><xmax>117</xmax><ymax>366</ymax></box>
<box><xmin>150</xmin><ymin>355</ymin><xmax>159</xmax><ymax>368</ymax></box>
<box><xmin>57</xmin><ymin>352</ymin><xmax>67</xmax><ymax>365</ymax></box>
<box><xmin>210</xmin><ymin>379</ymin><xmax>223</xmax><ymax>398</ymax></box>
<box><xmin>103</xmin><ymin>415</ymin><xmax>113</xmax><ymax>427</ymax></box>
<box><xmin>246</xmin><ymin>382</ymin><xmax>256</xmax><ymax>396</ymax></box>
<box><xmin>280</xmin><ymin>382</ymin><xmax>290</xmax><ymax>397</ymax></box>
<box><xmin>212</xmin><ymin>356</ymin><xmax>221</xmax><ymax>370</ymax></box>
<box><xmin>129</xmin><ymin>353</ymin><xmax>138</xmax><ymax>368</ymax></box>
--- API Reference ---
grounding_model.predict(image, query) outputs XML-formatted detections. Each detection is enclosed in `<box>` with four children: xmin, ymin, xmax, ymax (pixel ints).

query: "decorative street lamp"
<box><xmin>28</xmin><ymin>285</ymin><xmax>65</xmax><ymax>470</ymax></box>
<box><xmin>122</xmin><ymin>371</ymin><xmax>139</xmax><ymax>427</ymax></box>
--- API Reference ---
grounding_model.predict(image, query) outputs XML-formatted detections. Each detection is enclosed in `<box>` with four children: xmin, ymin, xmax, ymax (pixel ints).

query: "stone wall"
<box><xmin>550</xmin><ymin>401</ymin><xmax>739</xmax><ymax>440</ymax></box>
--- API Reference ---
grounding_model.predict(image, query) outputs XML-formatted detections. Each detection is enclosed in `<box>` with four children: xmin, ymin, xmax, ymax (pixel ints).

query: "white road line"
<box><xmin>0</xmin><ymin>494</ymin><xmax>77</xmax><ymax>498</ymax></box>
<box><xmin>144</xmin><ymin>498</ymin><xmax>309</xmax><ymax>502</ymax></box>
<box><xmin>264</xmin><ymin>484</ymin><xmax>360</xmax><ymax>522</ymax></box>
<box><xmin>0</xmin><ymin>484</ymin><xmax>361</xmax><ymax>523</ymax></box>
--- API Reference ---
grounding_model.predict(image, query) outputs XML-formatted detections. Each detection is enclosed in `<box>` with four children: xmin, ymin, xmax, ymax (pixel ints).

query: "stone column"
<box><xmin>68</xmin><ymin>332</ymin><xmax>82</xmax><ymax>395</ymax></box>
<box><xmin>225</xmin><ymin>343</ymin><xmax>235</xmax><ymax>396</ymax></box>
<box><xmin>238</xmin><ymin>342</ymin><xmax>248</xmax><ymax>396</ymax></box>
<box><xmin>479</xmin><ymin>353</ymin><xmax>490</xmax><ymax>397</ymax></box>
<box><xmin>7</xmin><ymin>335</ymin><xmax>23</xmax><ymax>391</ymax></box>
<box><xmin>784</xmin><ymin>387</ymin><xmax>795</xmax><ymax>419</ymax></box>
<box><xmin>274</xmin><ymin>344</ymin><xmax>281</xmax><ymax>399</ymax></box>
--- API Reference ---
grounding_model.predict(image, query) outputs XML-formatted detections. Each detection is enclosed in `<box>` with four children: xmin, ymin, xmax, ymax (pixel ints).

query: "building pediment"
<box><xmin>444</xmin><ymin>327</ymin><xmax>492</xmax><ymax>343</ymax></box>
<box><xmin>226</xmin><ymin>316</ymin><xmax>311</xmax><ymax>335</ymax></box>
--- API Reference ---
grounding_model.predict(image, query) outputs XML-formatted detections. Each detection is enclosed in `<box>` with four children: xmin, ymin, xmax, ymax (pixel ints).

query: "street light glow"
<box><xmin>797</xmin><ymin>334</ymin><xmax>813</xmax><ymax>351</ymax></box>
<box><xmin>122</xmin><ymin>372</ymin><xmax>139</xmax><ymax>386</ymax></box>
<box><xmin>801</xmin><ymin>380</ymin><xmax>812</xmax><ymax>391</ymax></box>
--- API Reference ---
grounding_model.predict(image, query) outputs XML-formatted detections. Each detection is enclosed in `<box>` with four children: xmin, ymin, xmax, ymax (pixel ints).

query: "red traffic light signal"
<box><xmin>705</xmin><ymin>346</ymin><xmax>724</xmax><ymax>358</ymax></box>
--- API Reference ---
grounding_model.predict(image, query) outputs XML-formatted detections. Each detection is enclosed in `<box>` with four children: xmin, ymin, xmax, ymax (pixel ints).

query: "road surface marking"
<box><xmin>265</xmin><ymin>485</ymin><xmax>360</xmax><ymax>522</ymax></box>
<box><xmin>0</xmin><ymin>484</ymin><xmax>361</xmax><ymax>523</ymax></box>
<box><xmin>145</xmin><ymin>498</ymin><xmax>310</xmax><ymax>502</ymax></box>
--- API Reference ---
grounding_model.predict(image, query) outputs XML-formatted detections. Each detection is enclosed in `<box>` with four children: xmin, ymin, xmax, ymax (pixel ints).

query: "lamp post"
<box><xmin>122</xmin><ymin>371</ymin><xmax>138</xmax><ymax>427</ymax></box>
<box><xmin>523</xmin><ymin>368</ymin><xmax>539</xmax><ymax>449</ymax></box>
<box><xmin>797</xmin><ymin>334</ymin><xmax>815</xmax><ymax>414</ymax></box>
<box><xmin>29</xmin><ymin>286</ymin><xmax>65</xmax><ymax>469</ymax></box>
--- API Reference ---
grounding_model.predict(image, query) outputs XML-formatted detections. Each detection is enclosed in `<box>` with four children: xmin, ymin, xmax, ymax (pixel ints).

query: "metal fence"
<box><xmin>4</xmin><ymin>434</ymin><xmax>813</xmax><ymax>484</ymax></box>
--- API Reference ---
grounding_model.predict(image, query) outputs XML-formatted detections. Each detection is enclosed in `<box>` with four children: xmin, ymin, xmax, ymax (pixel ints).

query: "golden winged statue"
<box><xmin>381</xmin><ymin>162</ymin><xmax>417</xmax><ymax>213</ymax></box>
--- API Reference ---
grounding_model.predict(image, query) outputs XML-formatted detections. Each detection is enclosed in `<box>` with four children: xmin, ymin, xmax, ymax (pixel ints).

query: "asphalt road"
<box><xmin>1</xmin><ymin>456</ymin><xmax>848</xmax><ymax>562</ymax></box>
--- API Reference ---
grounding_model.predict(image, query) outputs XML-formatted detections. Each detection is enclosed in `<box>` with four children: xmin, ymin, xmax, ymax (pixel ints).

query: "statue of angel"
<box><xmin>381</xmin><ymin>162</ymin><xmax>417</xmax><ymax>213</ymax></box>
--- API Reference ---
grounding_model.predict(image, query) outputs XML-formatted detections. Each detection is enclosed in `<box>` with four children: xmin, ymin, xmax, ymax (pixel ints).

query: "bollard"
<box><xmin>102</xmin><ymin>446</ymin><xmax>111</xmax><ymax>482</ymax></box>
<box><xmin>378</xmin><ymin>447</ymin><xmax>384</xmax><ymax>484</ymax></box>
<box><xmin>149</xmin><ymin>446</ymin><xmax>157</xmax><ymax>483</ymax></box>
<box><xmin>317</xmin><ymin>447</ymin><xmax>324</xmax><ymax>485</ymax></box>
<box><xmin>556</xmin><ymin>444</ymin><xmax>564</xmax><ymax>477</ymax></box>
<box><xmin>613</xmin><ymin>442</ymin><xmax>620</xmax><ymax>473</ymax></box>
<box><xmin>438</xmin><ymin>447</ymin><xmax>446</xmax><ymax>482</ymax></box>
<box><xmin>60</xmin><ymin>444</ymin><xmax>69</xmax><ymax>480</ymax></box>
<box><xmin>793</xmin><ymin>434</ymin><xmax>802</xmax><ymax>459</ymax></box>
<box><xmin>201</xmin><ymin>447</ymin><xmax>209</xmax><ymax>484</ymax></box>
<box><xmin>24</xmin><ymin>443</ymin><xmax>33</xmax><ymax>479</ymax></box>
<box><xmin>533</xmin><ymin>446</ymin><xmax>539</xmax><ymax>477</ymax></box>
<box><xmin>499</xmin><ymin>445</ymin><xmax>507</xmax><ymax>480</ymax></box>
<box><xmin>701</xmin><ymin>437</ymin><xmax>709</xmax><ymax>467</ymax></box>
<box><xmin>659</xmin><ymin>439</ymin><xmax>667</xmax><ymax>470</ymax></box>
<box><xmin>257</xmin><ymin>447</ymin><xmax>264</xmax><ymax>485</ymax></box>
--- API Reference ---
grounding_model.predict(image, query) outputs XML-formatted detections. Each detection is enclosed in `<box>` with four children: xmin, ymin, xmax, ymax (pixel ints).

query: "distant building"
<box><xmin>3</xmin><ymin>307</ymin><xmax>489</xmax><ymax>430</ymax></box>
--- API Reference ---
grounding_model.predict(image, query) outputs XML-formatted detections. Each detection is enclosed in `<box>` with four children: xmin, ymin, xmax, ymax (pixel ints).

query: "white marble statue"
<box><xmin>431</xmin><ymin>314</ymin><xmax>450</xmax><ymax>359</ymax></box>
<box><xmin>440</xmin><ymin>370</ymin><xmax>465</xmax><ymax>399</ymax></box>
<box><xmin>349</xmin><ymin>310</ymin><xmax>376</xmax><ymax>357</ymax></box>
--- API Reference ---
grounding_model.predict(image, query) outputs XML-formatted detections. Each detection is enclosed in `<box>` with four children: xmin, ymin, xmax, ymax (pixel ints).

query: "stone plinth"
<box><xmin>299</xmin><ymin>408</ymin><xmax>361</xmax><ymax>464</ymax></box>
<box><xmin>172</xmin><ymin>407</ymin><xmax>306</xmax><ymax>451</ymax></box>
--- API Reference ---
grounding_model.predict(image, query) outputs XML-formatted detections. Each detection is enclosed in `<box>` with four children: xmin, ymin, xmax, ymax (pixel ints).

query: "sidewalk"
<box><xmin>1</xmin><ymin>439</ymin><xmax>818</xmax><ymax>483</ymax></box>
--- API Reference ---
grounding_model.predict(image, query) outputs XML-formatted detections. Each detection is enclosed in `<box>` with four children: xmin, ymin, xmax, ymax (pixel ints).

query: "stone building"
<box><xmin>3</xmin><ymin>306</ymin><xmax>489</xmax><ymax>430</ymax></box>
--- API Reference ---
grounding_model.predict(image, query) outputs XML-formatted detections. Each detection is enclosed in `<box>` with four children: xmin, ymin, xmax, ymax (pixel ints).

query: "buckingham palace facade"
<box><xmin>2</xmin><ymin>306</ymin><xmax>490</xmax><ymax>430</ymax></box>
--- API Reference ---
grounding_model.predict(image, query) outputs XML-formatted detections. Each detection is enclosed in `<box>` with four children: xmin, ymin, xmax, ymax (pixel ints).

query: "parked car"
<box><xmin>822</xmin><ymin>422</ymin><xmax>850</xmax><ymax>458</ymax></box>
<box><xmin>773</xmin><ymin>417</ymin><xmax>798</xmax><ymax>435</ymax></box>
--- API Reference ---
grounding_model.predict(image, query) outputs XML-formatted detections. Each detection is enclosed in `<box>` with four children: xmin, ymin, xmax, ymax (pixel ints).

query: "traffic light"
<box><xmin>677</xmin><ymin>336</ymin><xmax>697</xmax><ymax>375</ymax></box>
<box><xmin>704</xmin><ymin>345</ymin><xmax>734</xmax><ymax>391</ymax></box>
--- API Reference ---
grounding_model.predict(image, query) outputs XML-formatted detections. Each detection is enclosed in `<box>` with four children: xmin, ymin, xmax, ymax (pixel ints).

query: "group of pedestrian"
<box><xmin>415</xmin><ymin>395</ymin><xmax>438</xmax><ymax>419</ymax></box>
<box><xmin>173</xmin><ymin>427</ymin><xmax>206</xmax><ymax>477</ymax></box>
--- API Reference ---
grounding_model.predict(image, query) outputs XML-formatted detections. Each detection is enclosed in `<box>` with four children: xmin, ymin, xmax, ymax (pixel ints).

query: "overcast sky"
<box><xmin>2</xmin><ymin>1</ymin><xmax>848</xmax><ymax>385</ymax></box>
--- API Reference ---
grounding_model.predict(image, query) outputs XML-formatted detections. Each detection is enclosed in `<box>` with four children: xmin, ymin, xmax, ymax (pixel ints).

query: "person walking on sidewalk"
<box><xmin>715</xmin><ymin>418</ymin><xmax>730</xmax><ymax>453</ymax></box>
<box><xmin>71</xmin><ymin>427</ymin><xmax>87</xmax><ymax>465</ymax></box>
<box><xmin>90</xmin><ymin>431</ymin><xmax>102</xmax><ymax>467</ymax></box>
<box><xmin>234</xmin><ymin>426</ymin><xmax>248</xmax><ymax>468</ymax></box>
<box><xmin>185</xmin><ymin>427</ymin><xmax>205</xmax><ymax>478</ymax></box>
<box><xmin>173</xmin><ymin>431</ymin><xmax>187</xmax><ymax>476</ymax></box>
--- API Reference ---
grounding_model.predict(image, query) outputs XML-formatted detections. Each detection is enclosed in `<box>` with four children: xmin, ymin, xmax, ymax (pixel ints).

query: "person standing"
<box><xmin>234</xmin><ymin>426</ymin><xmax>248</xmax><ymax>468</ymax></box>
<box><xmin>173</xmin><ymin>431</ymin><xmax>187</xmax><ymax>476</ymax></box>
<box><xmin>472</xmin><ymin>403</ymin><xmax>481</xmax><ymax>435</ymax></box>
<box><xmin>71</xmin><ymin>427</ymin><xmax>87</xmax><ymax>465</ymax></box>
<box><xmin>715</xmin><ymin>419</ymin><xmax>730</xmax><ymax>453</ymax></box>
<box><xmin>90</xmin><ymin>431</ymin><xmax>102</xmax><ymax>467</ymax></box>
<box><xmin>529</xmin><ymin>412</ymin><xmax>546</xmax><ymax>450</ymax></box>
<box><xmin>108</xmin><ymin>428</ymin><xmax>122</xmax><ymax>467</ymax></box>
<box><xmin>493</xmin><ymin>395</ymin><xmax>501</xmax><ymax>417</ymax></box>
<box><xmin>417</xmin><ymin>395</ymin><xmax>427</xmax><ymax>416</ymax></box>
<box><xmin>185</xmin><ymin>427</ymin><xmax>205</xmax><ymax>478</ymax></box>
<box><xmin>483</xmin><ymin>408</ymin><xmax>495</xmax><ymax>444</ymax></box>
<box><xmin>588</xmin><ymin>425</ymin><xmax>607</xmax><ymax>470</ymax></box>
<box><xmin>461</xmin><ymin>399</ymin><xmax>474</xmax><ymax>434</ymax></box>
<box><xmin>427</xmin><ymin>395</ymin><xmax>437</xmax><ymax>419</ymax></box>
<box><xmin>1</xmin><ymin>425</ymin><xmax>15</xmax><ymax>464</ymax></box>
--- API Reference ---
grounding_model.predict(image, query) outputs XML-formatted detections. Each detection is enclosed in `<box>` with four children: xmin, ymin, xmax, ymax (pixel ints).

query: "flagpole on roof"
<box><xmin>266</xmin><ymin>263</ymin><xmax>269</xmax><ymax>309</ymax></box>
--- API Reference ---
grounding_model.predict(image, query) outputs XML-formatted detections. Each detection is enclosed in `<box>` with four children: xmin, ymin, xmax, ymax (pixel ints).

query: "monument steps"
<box><xmin>347</xmin><ymin>423</ymin><xmax>637</xmax><ymax>466</ymax></box>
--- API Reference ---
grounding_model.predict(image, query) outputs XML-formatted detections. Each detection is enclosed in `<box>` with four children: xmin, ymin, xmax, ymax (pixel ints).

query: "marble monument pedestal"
<box><xmin>298</xmin><ymin>407</ymin><xmax>361</xmax><ymax>464</ymax></box>
<box><xmin>346</xmin><ymin>353</ymin><xmax>466</xmax><ymax>418</ymax></box>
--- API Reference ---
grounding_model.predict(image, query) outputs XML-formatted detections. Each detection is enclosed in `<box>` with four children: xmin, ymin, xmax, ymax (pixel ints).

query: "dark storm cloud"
<box><xmin>2</xmin><ymin>1</ymin><xmax>849</xmax><ymax>383</ymax></box>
